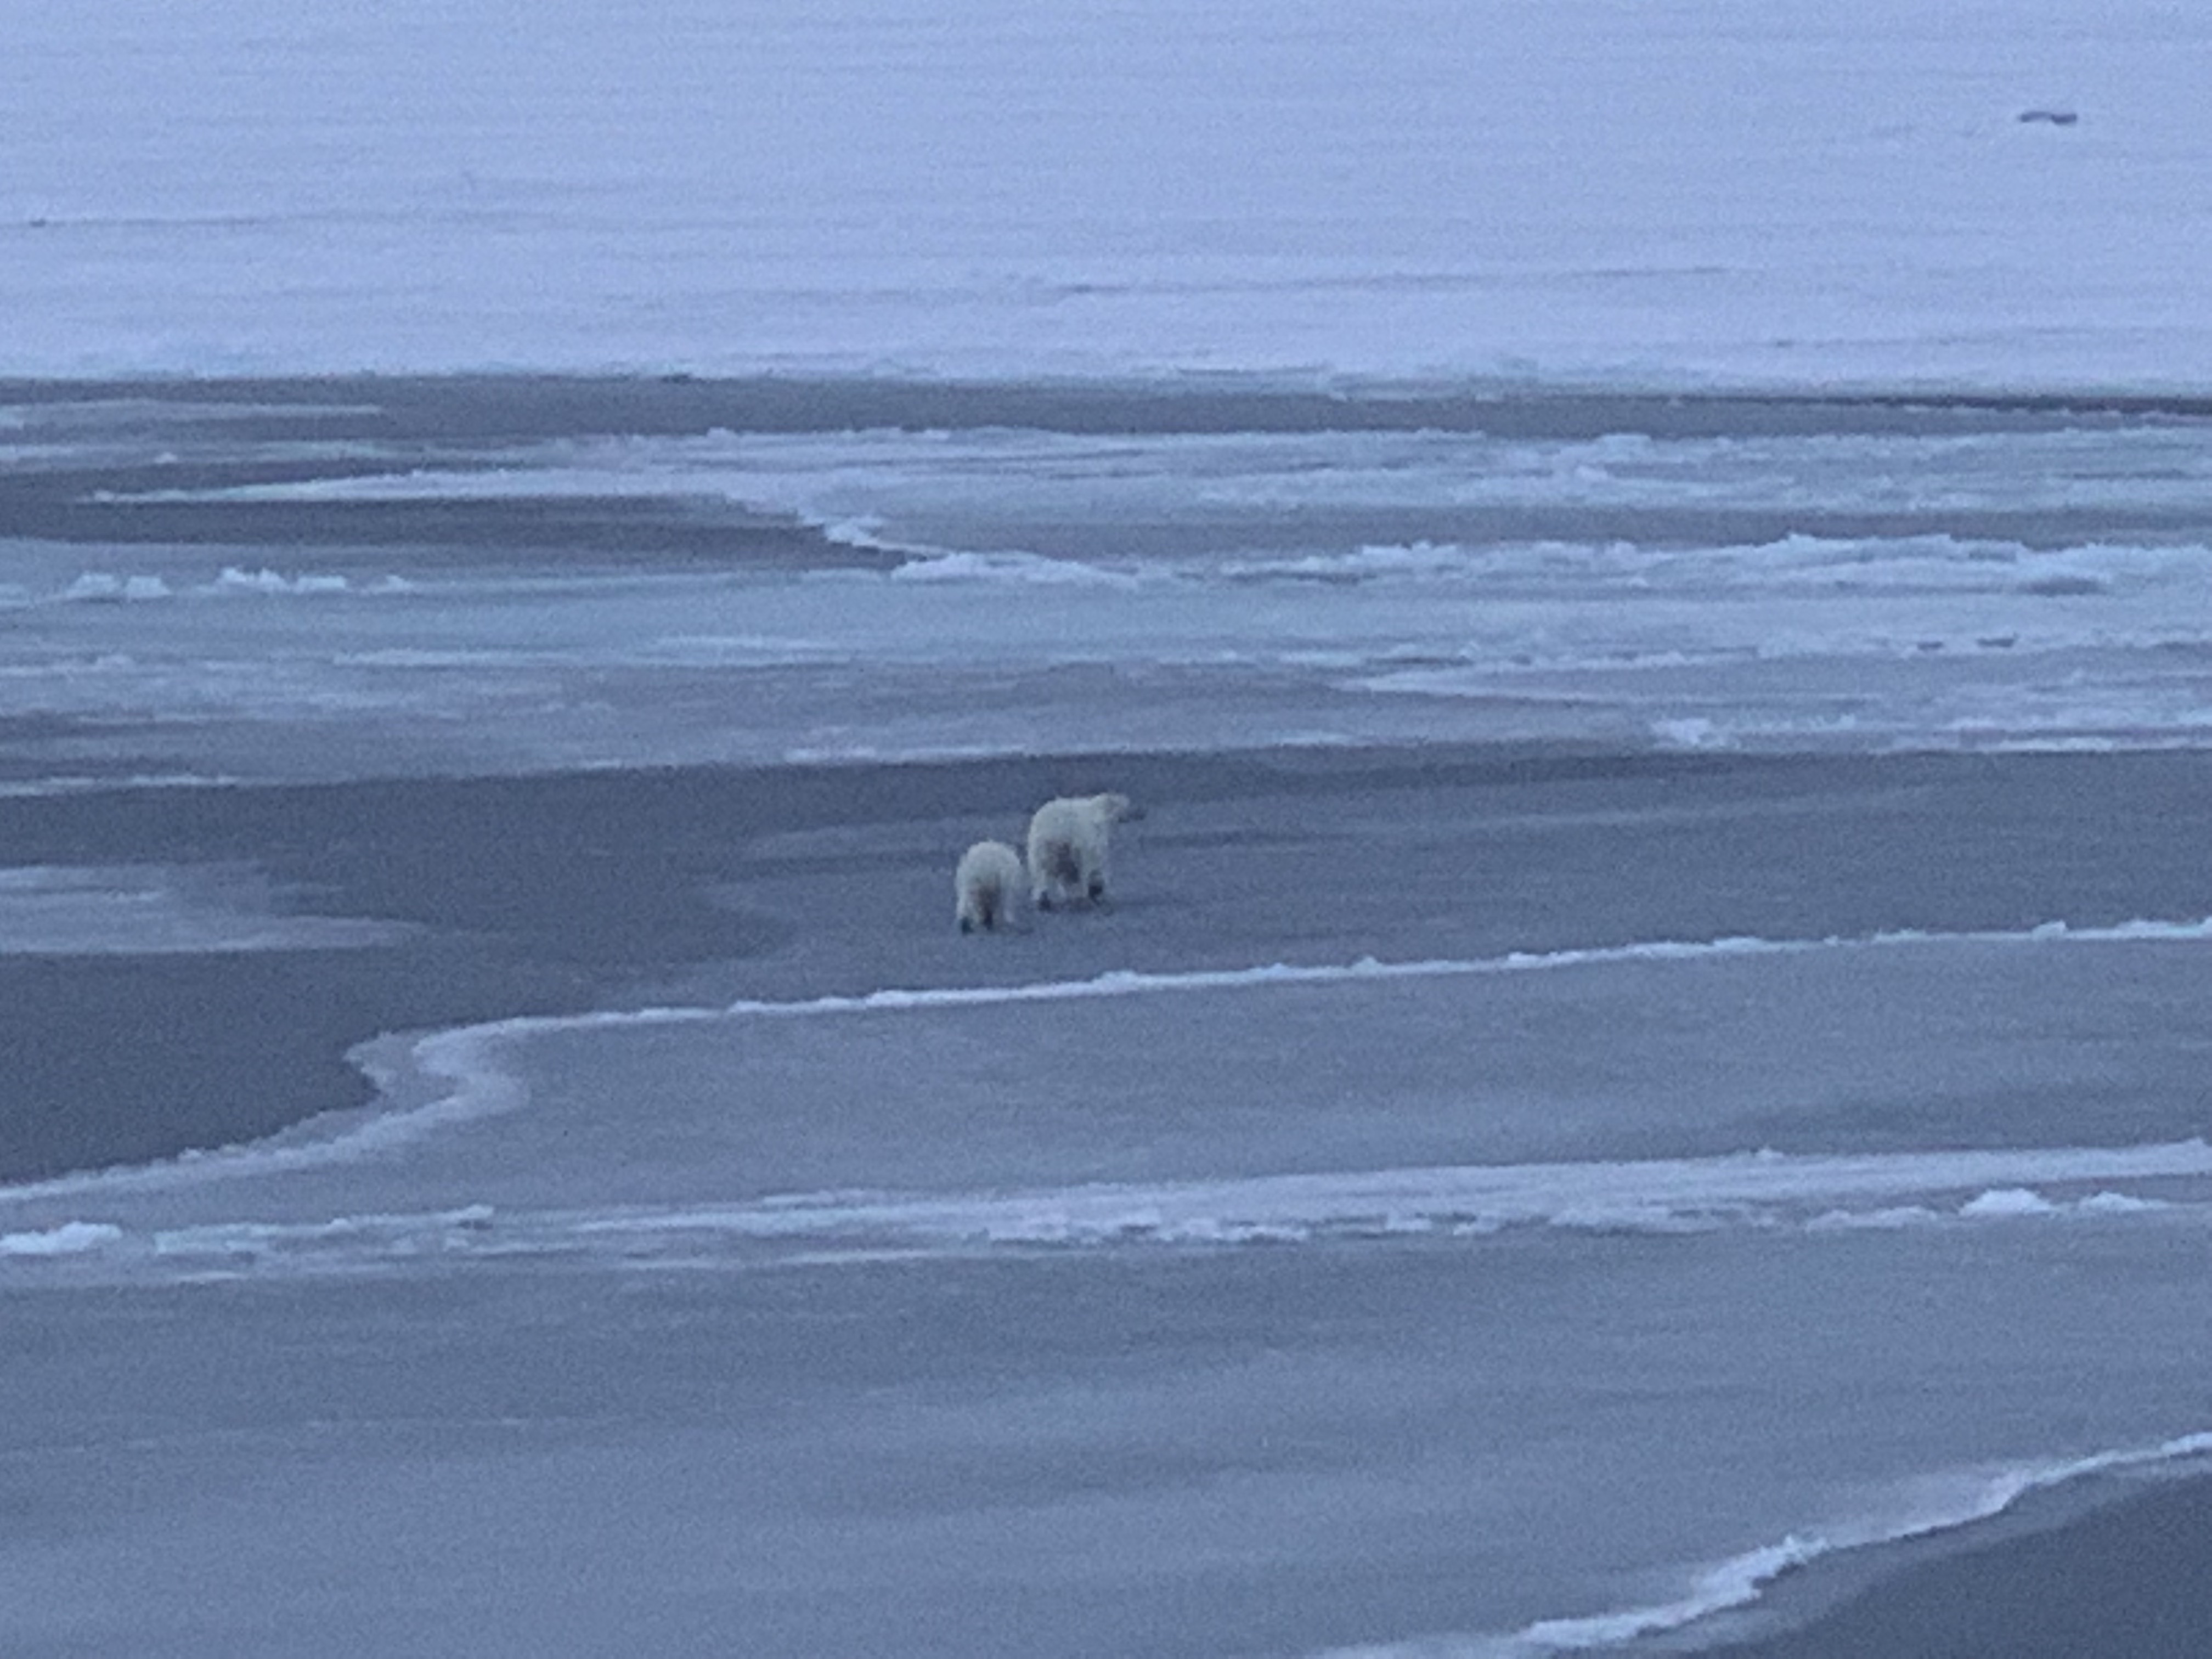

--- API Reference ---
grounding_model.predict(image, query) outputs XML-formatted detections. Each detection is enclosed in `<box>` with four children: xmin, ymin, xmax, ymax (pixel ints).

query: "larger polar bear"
<box><xmin>1026</xmin><ymin>792</ymin><xmax>1141</xmax><ymax>910</ymax></box>
<box><xmin>954</xmin><ymin>839</ymin><xmax>1025</xmax><ymax>933</ymax></box>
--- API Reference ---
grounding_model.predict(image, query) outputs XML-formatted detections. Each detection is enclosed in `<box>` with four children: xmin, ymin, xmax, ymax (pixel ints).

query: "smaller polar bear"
<box><xmin>954</xmin><ymin>839</ymin><xmax>1026</xmax><ymax>933</ymax></box>
<box><xmin>1026</xmin><ymin>792</ymin><xmax>1141</xmax><ymax>910</ymax></box>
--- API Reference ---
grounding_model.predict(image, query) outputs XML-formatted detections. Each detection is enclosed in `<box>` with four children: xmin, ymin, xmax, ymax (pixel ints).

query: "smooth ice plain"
<box><xmin>3</xmin><ymin>4</ymin><xmax>2211</xmax><ymax>1657</ymax></box>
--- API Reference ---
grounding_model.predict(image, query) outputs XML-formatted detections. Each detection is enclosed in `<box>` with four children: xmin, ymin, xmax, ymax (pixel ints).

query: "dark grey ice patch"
<box><xmin>0</xmin><ymin>864</ymin><xmax>411</xmax><ymax>955</ymax></box>
<box><xmin>2019</xmin><ymin>574</ymin><xmax>2107</xmax><ymax>597</ymax></box>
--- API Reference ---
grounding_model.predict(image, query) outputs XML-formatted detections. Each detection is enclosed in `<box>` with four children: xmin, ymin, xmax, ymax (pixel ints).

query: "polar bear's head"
<box><xmin>1091</xmin><ymin>792</ymin><xmax>1143</xmax><ymax>822</ymax></box>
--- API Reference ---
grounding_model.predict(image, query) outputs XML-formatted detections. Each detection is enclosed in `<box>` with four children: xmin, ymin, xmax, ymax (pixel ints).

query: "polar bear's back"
<box><xmin>955</xmin><ymin>839</ymin><xmax>1025</xmax><ymax>932</ymax></box>
<box><xmin>1025</xmin><ymin>792</ymin><xmax>1136</xmax><ymax>906</ymax></box>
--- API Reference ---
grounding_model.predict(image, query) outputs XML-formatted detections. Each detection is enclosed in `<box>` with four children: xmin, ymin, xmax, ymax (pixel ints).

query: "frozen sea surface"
<box><xmin>2</xmin><ymin>382</ymin><xmax>2209</xmax><ymax>1656</ymax></box>
<box><xmin>4</xmin><ymin>920</ymin><xmax>2209</xmax><ymax>1658</ymax></box>
<box><xmin>4</xmin><ymin>385</ymin><xmax>2208</xmax><ymax>789</ymax></box>
<box><xmin>5</xmin><ymin>2</ymin><xmax>2211</xmax><ymax>391</ymax></box>
<box><xmin>7</xmin><ymin>3</ymin><xmax>2211</xmax><ymax>1650</ymax></box>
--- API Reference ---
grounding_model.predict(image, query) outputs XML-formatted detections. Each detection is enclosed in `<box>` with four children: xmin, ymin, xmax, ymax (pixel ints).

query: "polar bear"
<box><xmin>954</xmin><ymin>839</ymin><xmax>1025</xmax><ymax>933</ymax></box>
<box><xmin>1026</xmin><ymin>792</ymin><xmax>1141</xmax><ymax>910</ymax></box>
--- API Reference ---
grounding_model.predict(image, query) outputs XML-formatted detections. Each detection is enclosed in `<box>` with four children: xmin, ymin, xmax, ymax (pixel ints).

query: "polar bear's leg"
<box><xmin>1031</xmin><ymin>834</ymin><xmax>1080</xmax><ymax>909</ymax></box>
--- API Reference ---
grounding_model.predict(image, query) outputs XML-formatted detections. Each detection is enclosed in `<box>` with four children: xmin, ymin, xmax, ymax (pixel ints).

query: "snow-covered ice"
<box><xmin>5</xmin><ymin>0</ymin><xmax>2210</xmax><ymax>390</ymax></box>
<box><xmin>5</xmin><ymin>5</ymin><xmax>2212</xmax><ymax>1657</ymax></box>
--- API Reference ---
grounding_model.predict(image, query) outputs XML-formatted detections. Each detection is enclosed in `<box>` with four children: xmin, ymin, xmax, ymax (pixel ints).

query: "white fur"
<box><xmin>1026</xmin><ymin>792</ymin><xmax>1139</xmax><ymax>909</ymax></box>
<box><xmin>954</xmin><ymin>840</ymin><xmax>1025</xmax><ymax>933</ymax></box>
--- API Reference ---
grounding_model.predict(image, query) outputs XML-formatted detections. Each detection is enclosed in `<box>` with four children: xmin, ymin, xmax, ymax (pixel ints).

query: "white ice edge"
<box><xmin>1314</xmin><ymin>1430</ymin><xmax>2212</xmax><ymax>1659</ymax></box>
<box><xmin>555</xmin><ymin>1143</ymin><xmax>2212</xmax><ymax>1251</ymax></box>
<box><xmin>8</xmin><ymin>1144</ymin><xmax>2204</xmax><ymax>1274</ymax></box>
<box><xmin>713</xmin><ymin>915</ymin><xmax>2212</xmax><ymax>1020</ymax></box>
<box><xmin>3</xmin><ymin>913</ymin><xmax>2207</xmax><ymax>1214</ymax></box>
